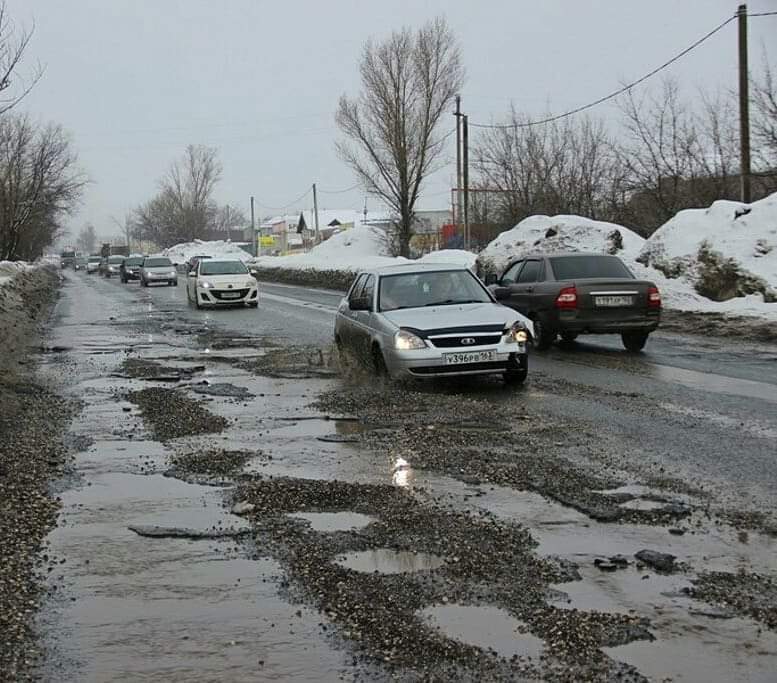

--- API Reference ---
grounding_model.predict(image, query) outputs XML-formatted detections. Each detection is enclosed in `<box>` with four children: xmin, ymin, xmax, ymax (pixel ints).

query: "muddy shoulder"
<box><xmin>0</xmin><ymin>267</ymin><xmax>73</xmax><ymax>682</ymax></box>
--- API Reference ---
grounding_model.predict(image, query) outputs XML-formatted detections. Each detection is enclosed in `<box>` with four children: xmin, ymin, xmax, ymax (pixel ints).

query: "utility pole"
<box><xmin>312</xmin><ymin>183</ymin><xmax>320</xmax><ymax>245</ymax></box>
<box><xmin>454</xmin><ymin>95</ymin><xmax>463</xmax><ymax>244</ymax></box>
<box><xmin>738</xmin><ymin>4</ymin><xmax>751</xmax><ymax>204</ymax></box>
<box><xmin>463</xmin><ymin>114</ymin><xmax>470</xmax><ymax>251</ymax></box>
<box><xmin>250</xmin><ymin>195</ymin><xmax>256</xmax><ymax>256</ymax></box>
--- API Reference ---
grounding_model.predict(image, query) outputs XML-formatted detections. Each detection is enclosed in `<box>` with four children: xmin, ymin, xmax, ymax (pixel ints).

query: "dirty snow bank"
<box><xmin>477</xmin><ymin>215</ymin><xmax>644</xmax><ymax>276</ymax></box>
<box><xmin>162</xmin><ymin>240</ymin><xmax>253</xmax><ymax>265</ymax></box>
<box><xmin>477</xmin><ymin>213</ymin><xmax>777</xmax><ymax>321</ymax></box>
<box><xmin>0</xmin><ymin>261</ymin><xmax>36</xmax><ymax>287</ymax></box>
<box><xmin>639</xmin><ymin>193</ymin><xmax>777</xmax><ymax>302</ymax></box>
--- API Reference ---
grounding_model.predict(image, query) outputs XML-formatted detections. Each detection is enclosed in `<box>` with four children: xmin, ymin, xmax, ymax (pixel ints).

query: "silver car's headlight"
<box><xmin>394</xmin><ymin>329</ymin><xmax>426</xmax><ymax>350</ymax></box>
<box><xmin>169</xmin><ymin>271</ymin><xmax>176</xmax><ymax>277</ymax></box>
<box><xmin>244</xmin><ymin>280</ymin><xmax>256</xmax><ymax>288</ymax></box>
<box><xmin>506</xmin><ymin>322</ymin><xmax>529</xmax><ymax>344</ymax></box>
<box><xmin>199</xmin><ymin>281</ymin><xmax>213</xmax><ymax>289</ymax></box>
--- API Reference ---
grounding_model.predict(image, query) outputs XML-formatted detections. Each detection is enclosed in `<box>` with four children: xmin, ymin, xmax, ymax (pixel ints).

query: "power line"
<box><xmin>470</xmin><ymin>13</ymin><xmax>737</xmax><ymax>130</ymax></box>
<box><xmin>318</xmin><ymin>182</ymin><xmax>360</xmax><ymax>194</ymax></box>
<box><xmin>748</xmin><ymin>11</ymin><xmax>777</xmax><ymax>17</ymax></box>
<box><xmin>254</xmin><ymin>187</ymin><xmax>312</xmax><ymax>213</ymax></box>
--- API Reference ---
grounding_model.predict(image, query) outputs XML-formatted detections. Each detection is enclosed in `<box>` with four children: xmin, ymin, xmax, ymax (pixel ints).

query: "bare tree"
<box><xmin>210</xmin><ymin>203</ymin><xmax>246</xmax><ymax>237</ymax></box>
<box><xmin>132</xmin><ymin>190</ymin><xmax>178</xmax><ymax>248</ymax></box>
<box><xmin>0</xmin><ymin>114</ymin><xmax>86</xmax><ymax>260</ymax></box>
<box><xmin>132</xmin><ymin>145</ymin><xmax>223</xmax><ymax>248</ymax></box>
<box><xmin>76</xmin><ymin>223</ymin><xmax>97</xmax><ymax>254</ymax></box>
<box><xmin>0</xmin><ymin>1</ymin><xmax>43</xmax><ymax>115</ymax></box>
<box><xmin>752</xmin><ymin>53</ymin><xmax>777</xmax><ymax>168</ymax></box>
<box><xmin>336</xmin><ymin>17</ymin><xmax>464</xmax><ymax>257</ymax></box>
<box><xmin>162</xmin><ymin>144</ymin><xmax>222</xmax><ymax>243</ymax></box>
<box><xmin>472</xmin><ymin>108</ymin><xmax>626</xmax><ymax>229</ymax></box>
<box><xmin>616</xmin><ymin>77</ymin><xmax>752</xmax><ymax>232</ymax></box>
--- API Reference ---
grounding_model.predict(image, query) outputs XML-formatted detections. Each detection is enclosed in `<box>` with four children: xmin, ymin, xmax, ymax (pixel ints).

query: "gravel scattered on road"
<box><xmin>234</xmin><ymin>475</ymin><xmax>650</xmax><ymax>681</ymax></box>
<box><xmin>0</xmin><ymin>266</ymin><xmax>72</xmax><ymax>682</ymax></box>
<box><xmin>690</xmin><ymin>571</ymin><xmax>777</xmax><ymax>630</ymax></box>
<box><xmin>127</xmin><ymin>387</ymin><xmax>229</xmax><ymax>440</ymax></box>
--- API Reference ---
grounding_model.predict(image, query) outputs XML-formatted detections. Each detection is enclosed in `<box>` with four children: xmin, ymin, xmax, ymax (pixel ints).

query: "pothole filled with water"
<box><xmin>335</xmin><ymin>549</ymin><xmax>445</xmax><ymax>574</ymax></box>
<box><xmin>419</xmin><ymin>604</ymin><xmax>544</xmax><ymax>661</ymax></box>
<box><xmin>288</xmin><ymin>511</ymin><xmax>374</xmax><ymax>532</ymax></box>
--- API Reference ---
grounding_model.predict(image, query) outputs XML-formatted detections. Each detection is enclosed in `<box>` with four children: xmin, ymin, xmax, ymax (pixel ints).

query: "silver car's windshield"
<box><xmin>144</xmin><ymin>257</ymin><xmax>172</xmax><ymax>267</ymax></box>
<box><xmin>378</xmin><ymin>270</ymin><xmax>491</xmax><ymax>312</ymax></box>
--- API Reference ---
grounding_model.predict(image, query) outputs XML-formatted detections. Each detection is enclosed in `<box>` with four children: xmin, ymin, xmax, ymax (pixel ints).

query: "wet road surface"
<box><xmin>34</xmin><ymin>271</ymin><xmax>777</xmax><ymax>682</ymax></box>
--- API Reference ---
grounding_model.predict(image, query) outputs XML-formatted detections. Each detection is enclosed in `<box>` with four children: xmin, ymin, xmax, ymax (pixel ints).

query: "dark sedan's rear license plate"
<box><xmin>595</xmin><ymin>295</ymin><xmax>633</xmax><ymax>307</ymax></box>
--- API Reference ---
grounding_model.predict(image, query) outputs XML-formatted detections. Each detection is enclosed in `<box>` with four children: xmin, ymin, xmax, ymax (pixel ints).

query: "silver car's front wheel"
<box><xmin>371</xmin><ymin>345</ymin><xmax>388</xmax><ymax>377</ymax></box>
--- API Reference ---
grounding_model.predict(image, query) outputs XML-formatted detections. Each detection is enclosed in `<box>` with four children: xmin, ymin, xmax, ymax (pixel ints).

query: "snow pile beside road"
<box><xmin>0</xmin><ymin>261</ymin><xmax>36</xmax><ymax>287</ymax></box>
<box><xmin>162</xmin><ymin>240</ymin><xmax>253</xmax><ymax>265</ymax></box>
<box><xmin>639</xmin><ymin>193</ymin><xmax>777</xmax><ymax>303</ymax></box>
<box><xmin>252</xmin><ymin>225</ymin><xmax>398</xmax><ymax>272</ymax></box>
<box><xmin>477</xmin><ymin>212</ymin><xmax>777</xmax><ymax>321</ymax></box>
<box><xmin>252</xmin><ymin>226</ymin><xmax>477</xmax><ymax>274</ymax></box>
<box><xmin>478</xmin><ymin>215</ymin><xmax>645</xmax><ymax>275</ymax></box>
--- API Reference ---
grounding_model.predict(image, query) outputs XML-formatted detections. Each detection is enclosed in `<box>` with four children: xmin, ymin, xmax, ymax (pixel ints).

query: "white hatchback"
<box><xmin>186</xmin><ymin>259</ymin><xmax>258</xmax><ymax>309</ymax></box>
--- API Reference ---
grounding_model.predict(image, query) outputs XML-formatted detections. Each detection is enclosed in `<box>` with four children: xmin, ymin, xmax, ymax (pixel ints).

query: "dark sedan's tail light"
<box><xmin>555</xmin><ymin>286</ymin><xmax>578</xmax><ymax>310</ymax></box>
<box><xmin>648</xmin><ymin>286</ymin><xmax>661</xmax><ymax>308</ymax></box>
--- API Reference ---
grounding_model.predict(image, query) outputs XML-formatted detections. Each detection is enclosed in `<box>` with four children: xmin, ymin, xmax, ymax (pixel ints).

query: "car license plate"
<box><xmin>221</xmin><ymin>292</ymin><xmax>240</xmax><ymax>299</ymax></box>
<box><xmin>444</xmin><ymin>350</ymin><xmax>497</xmax><ymax>365</ymax></box>
<box><xmin>595</xmin><ymin>295</ymin><xmax>633</xmax><ymax>307</ymax></box>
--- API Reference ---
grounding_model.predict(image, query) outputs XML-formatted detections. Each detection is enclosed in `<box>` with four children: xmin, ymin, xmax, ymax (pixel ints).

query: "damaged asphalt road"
<box><xmin>4</xmin><ymin>271</ymin><xmax>776</xmax><ymax>682</ymax></box>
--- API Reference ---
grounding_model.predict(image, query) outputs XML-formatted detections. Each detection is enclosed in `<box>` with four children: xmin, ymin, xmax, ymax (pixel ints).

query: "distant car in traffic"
<box><xmin>120</xmin><ymin>256</ymin><xmax>145</xmax><ymax>283</ymax></box>
<box><xmin>100</xmin><ymin>255</ymin><xmax>125</xmax><ymax>278</ymax></box>
<box><xmin>186</xmin><ymin>255</ymin><xmax>212</xmax><ymax>274</ymax></box>
<box><xmin>140</xmin><ymin>256</ymin><xmax>178</xmax><ymax>287</ymax></box>
<box><xmin>186</xmin><ymin>259</ymin><xmax>258</xmax><ymax>308</ymax></box>
<box><xmin>486</xmin><ymin>253</ymin><xmax>660</xmax><ymax>351</ymax></box>
<box><xmin>86</xmin><ymin>256</ymin><xmax>101</xmax><ymax>273</ymax></box>
<box><xmin>73</xmin><ymin>256</ymin><xmax>88</xmax><ymax>271</ymax></box>
<box><xmin>335</xmin><ymin>263</ymin><xmax>532</xmax><ymax>385</ymax></box>
<box><xmin>60</xmin><ymin>250</ymin><xmax>76</xmax><ymax>269</ymax></box>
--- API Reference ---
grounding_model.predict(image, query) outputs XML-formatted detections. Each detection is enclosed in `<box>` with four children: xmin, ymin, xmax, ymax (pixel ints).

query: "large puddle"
<box><xmin>419</xmin><ymin>604</ymin><xmax>544</xmax><ymax>662</ymax></box>
<box><xmin>604</xmin><ymin>615</ymin><xmax>777</xmax><ymax>682</ymax></box>
<box><xmin>335</xmin><ymin>549</ymin><xmax>446</xmax><ymax>574</ymax></box>
<box><xmin>288</xmin><ymin>511</ymin><xmax>374</xmax><ymax>532</ymax></box>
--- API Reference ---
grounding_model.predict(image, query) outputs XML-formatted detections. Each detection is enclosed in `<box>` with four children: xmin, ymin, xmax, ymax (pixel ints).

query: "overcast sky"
<box><xmin>6</xmin><ymin>0</ymin><xmax>777</xmax><ymax>242</ymax></box>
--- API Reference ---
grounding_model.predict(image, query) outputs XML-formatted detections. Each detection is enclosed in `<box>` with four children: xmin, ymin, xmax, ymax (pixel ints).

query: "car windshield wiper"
<box><xmin>423</xmin><ymin>299</ymin><xmax>483</xmax><ymax>307</ymax></box>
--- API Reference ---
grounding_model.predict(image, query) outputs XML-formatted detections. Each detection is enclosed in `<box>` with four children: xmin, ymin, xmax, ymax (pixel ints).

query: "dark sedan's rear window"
<box><xmin>124</xmin><ymin>258</ymin><xmax>143</xmax><ymax>266</ymax></box>
<box><xmin>550</xmin><ymin>255</ymin><xmax>633</xmax><ymax>280</ymax></box>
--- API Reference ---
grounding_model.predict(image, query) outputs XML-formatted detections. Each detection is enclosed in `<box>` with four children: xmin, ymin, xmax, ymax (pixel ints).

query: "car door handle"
<box><xmin>524</xmin><ymin>287</ymin><xmax>534</xmax><ymax>293</ymax></box>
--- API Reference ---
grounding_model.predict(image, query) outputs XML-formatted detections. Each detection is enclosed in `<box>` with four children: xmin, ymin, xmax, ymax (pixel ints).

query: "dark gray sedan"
<box><xmin>335</xmin><ymin>264</ymin><xmax>533</xmax><ymax>385</ymax></box>
<box><xmin>487</xmin><ymin>253</ymin><xmax>660</xmax><ymax>351</ymax></box>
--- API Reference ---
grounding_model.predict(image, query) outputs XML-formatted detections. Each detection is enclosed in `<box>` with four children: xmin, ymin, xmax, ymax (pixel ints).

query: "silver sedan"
<box><xmin>334</xmin><ymin>263</ymin><xmax>533</xmax><ymax>385</ymax></box>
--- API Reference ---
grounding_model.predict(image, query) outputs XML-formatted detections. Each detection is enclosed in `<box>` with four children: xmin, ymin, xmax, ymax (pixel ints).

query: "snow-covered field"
<box><xmin>162</xmin><ymin>240</ymin><xmax>253</xmax><ymax>265</ymax></box>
